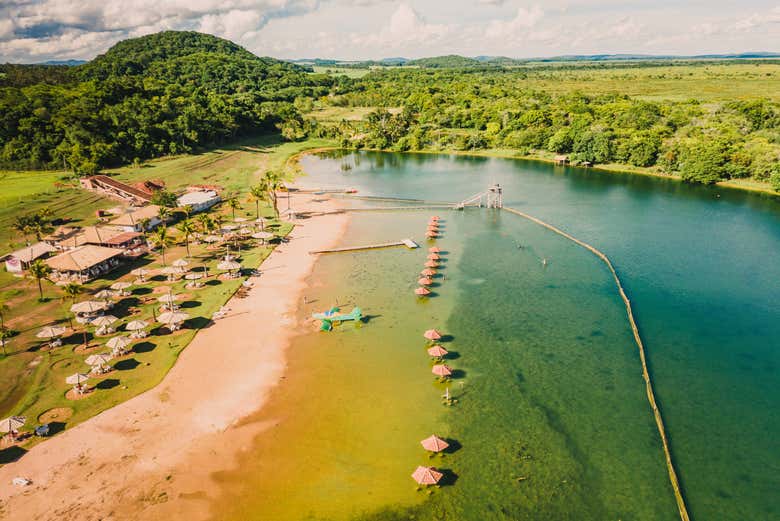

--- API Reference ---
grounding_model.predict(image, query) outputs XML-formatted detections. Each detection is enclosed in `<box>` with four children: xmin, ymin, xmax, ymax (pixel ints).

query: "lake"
<box><xmin>211</xmin><ymin>151</ymin><xmax>780</xmax><ymax>520</ymax></box>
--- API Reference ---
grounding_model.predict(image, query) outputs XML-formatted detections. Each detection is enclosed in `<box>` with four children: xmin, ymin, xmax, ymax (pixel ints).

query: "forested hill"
<box><xmin>0</xmin><ymin>31</ymin><xmax>333</xmax><ymax>172</ymax></box>
<box><xmin>405</xmin><ymin>55</ymin><xmax>484</xmax><ymax>68</ymax></box>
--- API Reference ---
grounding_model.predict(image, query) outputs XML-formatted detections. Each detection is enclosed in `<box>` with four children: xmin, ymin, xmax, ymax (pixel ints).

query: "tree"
<box><xmin>249</xmin><ymin>184</ymin><xmax>266</xmax><ymax>220</ymax></box>
<box><xmin>196</xmin><ymin>213</ymin><xmax>213</xmax><ymax>234</ymax></box>
<box><xmin>150</xmin><ymin>227</ymin><xmax>174</xmax><ymax>265</ymax></box>
<box><xmin>151</xmin><ymin>189</ymin><xmax>178</xmax><ymax>208</ymax></box>
<box><xmin>157</xmin><ymin>206</ymin><xmax>171</xmax><ymax>225</ymax></box>
<box><xmin>176</xmin><ymin>219</ymin><xmax>196</xmax><ymax>257</ymax></box>
<box><xmin>770</xmin><ymin>170</ymin><xmax>780</xmax><ymax>193</ymax></box>
<box><xmin>28</xmin><ymin>259</ymin><xmax>52</xmax><ymax>300</ymax></box>
<box><xmin>260</xmin><ymin>171</ymin><xmax>284</xmax><ymax>218</ymax></box>
<box><xmin>227</xmin><ymin>196</ymin><xmax>242</xmax><ymax>221</ymax></box>
<box><xmin>138</xmin><ymin>217</ymin><xmax>152</xmax><ymax>240</ymax></box>
<box><xmin>0</xmin><ymin>299</ymin><xmax>9</xmax><ymax>355</ymax></box>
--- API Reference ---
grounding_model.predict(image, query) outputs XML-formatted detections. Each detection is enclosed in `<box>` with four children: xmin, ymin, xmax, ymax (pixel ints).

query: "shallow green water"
<box><xmin>213</xmin><ymin>152</ymin><xmax>779</xmax><ymax>520</ymax></box>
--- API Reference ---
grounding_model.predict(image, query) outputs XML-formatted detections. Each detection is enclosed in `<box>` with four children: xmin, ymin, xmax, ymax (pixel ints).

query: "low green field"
<box><xmin>311</xmin><ymin>66</ymin><xmax>371</xmax><ymax>78</ymax></box>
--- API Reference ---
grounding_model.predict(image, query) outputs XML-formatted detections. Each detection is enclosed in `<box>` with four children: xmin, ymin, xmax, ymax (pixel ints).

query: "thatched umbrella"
<box><xmin>425</xmin><ymin>231</ymin><xmax>438</xmax><ymax>239</ymax></box>
<box><xmin>157</xmin><ymin>293</ymin><xmax>181</xmax><ymax>306</ymax></box>
<box><xmin>426</xmin><ymin>253</ymin><xmax>441</xmax><ymax>261</ymax></box>
<box><xmin>415</xmin><ymin>287</ymin><xmax>431</xmax><ymax>296</ymax></box>
<box><xmin>411</xmin><ymin>466</ymin><xmax>443</xmax><ymax>485</ymax></box>
<box><xmin>130</xmin><ymin>268</ymin><xmax>149</xmax><ymax>281</ymax></box>
<box><xmin>172</xmin><ymin>259</ymin><xmax>189</xmax><ymax>268</ymax></box>
<box><xmin>428</xmin><ymin>247</ymin><xmax>441</xmax><ymax>253</ymax></box>
<box><xmin>94</xmin><ymin>289</ymin><xmax>115</xmax><ymax>300</ymax></box>
<box><xmin>429</xmin><ymin>216</ymin><xmax>441</xmax><ymax>221</ymax></box>
<box><xmin>125</xmin><ymin>320</ymin><xmax>148</xmax><ymax>332</ymax></box>
<box><xmin>85</xmin><ymin>353</ymin><xmax>113</xmax><ymax>367</ymax></box>
<box><xmin>70</xmin><ymin>301</ymin><xmax>108</xmax><ymax>314</ymax></box>
<box><xmin>423</xmin><ymin>329</ymin><xmax>442</xmax><ymax>341</ymax></box>
<box><xmin>420</xmin><ymin>435</ymin><xmax>449</xmax><ymax>453</ymax></box>
<box><xmin>65</xmin><ymin>373</ymin><xmax>90</xmax><ymax>386</ymax></box>
<box><xmin>418</xmin><ymin>277</ymin><xmax>433</xmax><ymax>286</ymax></box>
<box><xmin>106</xmin><ymin>335</ymin><xmax>132</xmax><ymax>353</ymax></box>
<box><xmin>217</xmin><ymin>260</ymin><xmax>241</xmax><ymax>273</ymax></box>
<box><xmin>110</xmin><ymin>281</ymin><xmax>132</xmax><ymax>291</ymax></box>
<box><xmin>252</xmin><ymin>231</ymin><xmax>274</xmax><ymax>244</ymax></box>
<box><xmin>36</xmin><ymin>325</ymin><xmax>67</xmax><ymax>339</ymax></box>
<box><xmin>238</xmin><ymin>227</ymin><xmax>253</xmax><ymax>236</ymax></box>
<box><xmin>233</xmin><ymin>217</ymin><xmax>248</xmax><ymax>223</ymax></box>
<box><xmin>184</xmin><ymin>273</ymin><xmax>203</xmax><ymax>280</ymax></box>
<box><xmin>432</xmin><ymin>364</ymin><xmax>452</xmax><ymax>377</ymax></box>
<box><xmin>0</xmin><ymin>416</ymin><xmax>25</xmax><ymax>439</ymax></box>
<box><xmin>427</xmin><ymin>345</ymin><xmax>448</xmax><ymax>358</ymax></box>
<box><xmin>158</xmin><ymin>311</ymin><xmax>189</xmax><ymax>326</ymax></box>
<box><xmin>420</xmin><ymin>268</ymin><xmax>437</xmax><ymax>277</ymax></box>
<box><xmin>424</xmin><ymin>260</ymin><xmax>439</xmax><ymax>268</ymax></box>
<box><xmin>221</xmin><ymin>224</ymin><xmax>239</xmax><ymax>232</ymax></box>
<box><xmin>202</xmin><ymin>235</ymin><xmax>221</xmax><ymax>244</ymax></box>
<box><xmin>91</xmin><ymin>315</ymin><xmax>118</xmax><ymax>328</ymax></box>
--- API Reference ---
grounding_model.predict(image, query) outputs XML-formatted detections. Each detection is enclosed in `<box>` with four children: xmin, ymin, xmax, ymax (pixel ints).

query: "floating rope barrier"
<box><xmin>502</xmin><ymin>206</ymin><xmax>690</xmax><ymax>521</ymax></box>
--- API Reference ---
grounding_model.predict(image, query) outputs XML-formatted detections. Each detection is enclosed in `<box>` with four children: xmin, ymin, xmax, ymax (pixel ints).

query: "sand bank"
<box><xmin>0</xmin><ymin>193</ymin><xmax>348</xmax><ymax>520</ymax></box>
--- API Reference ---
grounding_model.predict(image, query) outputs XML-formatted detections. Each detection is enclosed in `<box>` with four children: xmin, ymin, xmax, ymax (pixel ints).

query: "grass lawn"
<box><xmin>0</xmin><ymin>135</ymin><xmax>334</xmax><ymax>460</ymax></box>
<box><xmin>311</xmin><ymin>66</ymin><xmax>371</xmax><ymax>78</ymax></box>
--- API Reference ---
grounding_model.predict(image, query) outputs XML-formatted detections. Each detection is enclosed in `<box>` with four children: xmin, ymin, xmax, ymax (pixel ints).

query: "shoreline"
<box><xmin>290</xmin><ymin>146</ymin><xmax>780</xmax><ymax>199</ymax></box>
<box><xmin>0</xmin><ymin>192</ymin><xmax>350</xmax><ymax>520</ymax></box>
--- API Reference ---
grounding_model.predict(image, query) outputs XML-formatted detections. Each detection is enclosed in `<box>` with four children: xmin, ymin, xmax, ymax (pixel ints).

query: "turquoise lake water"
<box><xmin>213</xmin><ymin>152</ymin><xmax>779</xmax><ymax>520</ymax></box>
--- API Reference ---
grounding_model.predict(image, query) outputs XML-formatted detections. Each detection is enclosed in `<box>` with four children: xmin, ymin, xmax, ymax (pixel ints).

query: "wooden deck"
<box><xmin>310</xmin><ymin>239</ymin><xmax>418</xmax><ymax>254</ymax></box>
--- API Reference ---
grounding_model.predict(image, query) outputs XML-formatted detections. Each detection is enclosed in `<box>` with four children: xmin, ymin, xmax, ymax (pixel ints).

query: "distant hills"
<box><xmin>292</xmin><ymin>52</ymin><xmax>780</xmax><ymax>69</ymax></box>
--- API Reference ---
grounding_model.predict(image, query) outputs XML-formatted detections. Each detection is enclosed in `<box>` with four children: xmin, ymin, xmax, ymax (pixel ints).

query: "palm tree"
<box><xmin>196</xmin><ymin>213</ymin><xmax>213</xmax><ymax>234</ymax></box>
<box><xmin>157</xmin><ymin>206</ymin><xmax>171</xmax><ymax>225</ymax></box>
<box><xmin>227</xmin><ymin>196</ymin><xmax>242</xmax><ymax>221</ymax></box>
<box><xmin>60</xmin><ymin>282</ymin><xmax>83</xmax><ymax>329</ymax></box>
<box><xmin>262</xmin><ymin>171</ymin><xmax>284</xmax><ymax>218</ymax></box>
<box><xmin>12</xmin><ymin>216</ymin><xmax>31</xmax><ymax>244</ymax></box>
<box><xmin>181</xmin><ymin>204</ymin><xmax>194</xmax><ymax>219</ymax></box>
<box><xmin>176</xmin><ymin>219</ymin><xmax>196</xmax><ymax>257</ymax></box>
<box><xmin>28</xmin><ymin>259</ymin><xmax>52</xmax><ymax>300</ymax></box>
<box><xmin>249</xmin><ymin>184</ymin><xmax>266</xmax><ymax>220</ymax></box>
<box><xmin>150</xmin><ymin>228</ymin><xmax>174</xmax><ymax>266</ymax></box>
<box><xmin>0</xmin><ymin>299</ymin><xmax>9</xmax><ymax>355</ymax></box>
<box><xmin>138</xmin><ymin>217</ymin><xmax>152</xmax><ymax>241</ymax></box>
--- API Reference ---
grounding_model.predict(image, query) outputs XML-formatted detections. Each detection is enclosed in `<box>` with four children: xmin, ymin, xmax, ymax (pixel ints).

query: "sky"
<box><xmin>1</xmin><ymin>0</ymin><xmax>779</xmax><ymax>63</ymax></box>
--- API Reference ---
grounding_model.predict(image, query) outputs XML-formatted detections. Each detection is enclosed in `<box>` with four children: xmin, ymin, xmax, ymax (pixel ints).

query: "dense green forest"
<box><xmin>0</xmin><ymin>31</ymin><xmax>335</xmax><ymax>172</ymax></box>
<box><xmin>324</xmin><ymin>68</ymin><xmax>780</xmax><ymax>189</ymax></box>
<box><xmin>1</xmin><ymin>31</ymin><xmax>779</xmax><ymax>190</ymax></box>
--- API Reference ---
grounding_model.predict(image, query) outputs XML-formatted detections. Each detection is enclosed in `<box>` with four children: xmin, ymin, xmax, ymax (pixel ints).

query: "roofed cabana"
<box><xmin>45</xmin><ymin>245</ymin><xmax>124</xmax><ymax>282</ymax></box>
<box><xmin>1</xmin><ymin>242</ymin><xmax>58</xmax><ymax>273</ymax></box>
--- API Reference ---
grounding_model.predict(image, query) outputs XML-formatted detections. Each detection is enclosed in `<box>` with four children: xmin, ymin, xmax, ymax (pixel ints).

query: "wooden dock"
<box><xmin>310</xmin><ymin>239</ymin><xmax>418</xmax><ymax>254</ymax></box>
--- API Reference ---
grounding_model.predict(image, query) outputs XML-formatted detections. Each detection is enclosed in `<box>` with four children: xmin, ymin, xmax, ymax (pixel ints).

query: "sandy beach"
<box><xmin>0</xmin><ymin>192</ymin><xmax>348</xmax><ymax>520</ymax></box>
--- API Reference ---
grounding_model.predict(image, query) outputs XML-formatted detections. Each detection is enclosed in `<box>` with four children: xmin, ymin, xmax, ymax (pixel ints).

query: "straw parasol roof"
<box><xmin>131</xmin><ymin>268</ymin><xmax>149</xmax><ymax>277</ymax></box>
<box><xmin>94</xmin><ymin>289</ymin><xmax>115</xmax><ymax>300</ymax></box>
<box><xmin>172</xmin><ymin>259</ymin><xmax>189</xmax><ymax>268</ymax></box>
<box><xmin>36</xmin><ymin>325</ymin><xmax>67</xmax><ymax>339</ymax></box>
<box><xmin>425</xmin><ymin>231</ymin><xmax>438</xmax><ymax>238</ymax></box>
<box><xmin>411</xmin><ymin>466</ymin><xmax>443</xmax><ymax>485</ymax></box>
<box><xmin>428</xmin><ymin>247</ymin><xmax>441</xmax><ymax>253</ymax></box>
<box><xmin>85</xmin><ymin>353</ymin><xmax>113</xmax><ymax>366</ymax></box>
<box><xmin>202</xmin><ymin>235</ymin><xmax>221</xmax><ymax>243</ymax></box>
<box><xmin>110</xmin><ymin>281</ymin><xmax>132</xmax><ymax>290</ymax></box>
<box><xmin>0</xmin><ymin>416</ymin><xmax>25</xmax><ymax>433</ymax></box>
<box><xmin>432</xmin><ymin>364</ymin><xmax>452</xmax><ymax>377</ymax></box>
<box><xmin>430</xmin><ymin>216</ymin><xmax>440</xmax><ymax>221</ymax></box>
<box><xmin>221</xmin><ymin>224</ymin><xmax>239</xmax><ymax>232</ymax></box>
<box><xmin>420</xmin><ymin>268</ymin><xmax>437</xmax><ymax>276</ymax></box>
<box><xmin>415</xmin><ymin>287</ymin><xmax>431</xmax><ymax>296</ymax></box>
<box><xmin>424</xmin><ymin>329</ymin><xmax>442</xmax><ymax>341</ymax></box>
<box><xmin>106</xmin><ymin>336</ymin><xmax>131</xmax><ymax>350</ymax></box>
<box><xmin>90</xmin><ymin>315</ymin><xmax>118</xmax><ymax>327</ymax></box>
<box><xmin>65</xmin><ymin>373</ymin><xmax>90</xmax><ymax>385</ymax></box>
<box><xmin>427</xmin><ymin>253</ymin><xmax>440</xmax><ymax>260</ymax></box>
<box><xmin>418</xmin><ymin>277</ymin><xmax>433</xmax><ymax>286</ymax></box>
<box><xmin>70</xmin><ymin>300</ymin><xmax>108</xmax><ymax>314</ymax></box>
<box><xmin>424</xmin><ymin>260</ymin><xmax>439</xmax><ymax>268</ymax></box>
<box><xmin>184</xmin><ymin>273</ymin><xmax>203</xmax><ymax>280</ymax></box>
<box><xmin>125</xmin><ymin>320</ymin><xmax>148</xmax><ymax>331</ymax></box>
<box><xmin>233</xmin><ymin>217</ymin><xmax>248</xmax><ymax>223</ymax></box>
<box><xmin>252</xmin><ymin>231</ymin><xmax>274</xmax><ymax>240</ymax></box>
<box><xmin>238</xmin><ymin>227</ymin><xmax>253</xmax><ymax>235</ymax></box>
<box><xmin>217</xmin><ymin>260</ymin><xmax>241</xmax><ymax>271</ymax></box>
<box><xmin>158</xmin><ymin>311</ymin><xmax>189</xmax><ymax>325</ymax></box>
<box><xmin>157</xmin><ymin>293</ymin><xmax>182</xmax><ymax>305</ymax></box>
<box><xmin>161</xmin><ymin>266</ymin><xmax>184</xmax><ymax>275</ymax></box>
<box><xmin>427</xmin><ymin>345</ymin><xmax>448</xmax><ymax>357</ymax></box>
<box><xmin>420</xmin><ymin>435</ymin><xmax>449</xmax><ymax>453</ymax></box>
